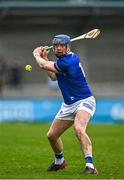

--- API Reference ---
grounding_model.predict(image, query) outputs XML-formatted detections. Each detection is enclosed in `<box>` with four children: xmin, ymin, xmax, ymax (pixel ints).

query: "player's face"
<box><xmin>53</xmin><ymin>44</ymin><xmax>69</xmax><ymax>58</ymax></box>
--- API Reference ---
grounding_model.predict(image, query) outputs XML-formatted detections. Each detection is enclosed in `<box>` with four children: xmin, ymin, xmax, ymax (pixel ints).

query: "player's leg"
<box><xmin>47</xmin><ymin>118</ymin><xmax>73</xmax><ymax>153</ymax></box>
<box><xmin>74</xmin><ymin>110</ymin><xmax>98</xmax><ymax>175</ymax></box>
<box><xmin>74</xmin><ymin>110</ymin><xmax>92</xmax><ymax>156</ymax></box>
<box><xmin>47</xmin><ymin>118</ymin><xmax>73</xmax><ymax>171</ymax></box>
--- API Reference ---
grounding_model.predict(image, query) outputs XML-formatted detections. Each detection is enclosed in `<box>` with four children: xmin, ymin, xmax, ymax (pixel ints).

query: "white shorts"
<box><xmin>55</xmin><ymin>96</ymin><xmax>96</xmax><ymax>121</ymax></box>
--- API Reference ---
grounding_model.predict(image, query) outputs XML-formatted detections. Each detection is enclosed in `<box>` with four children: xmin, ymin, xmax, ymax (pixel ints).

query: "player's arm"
<box><xmin>47</xmin><ymin>71</ymin><xmax>57</xmax><ymax>81</ymax></box>
<box><xmin>33</xmin><ymin>46</ymin><xmax>57</xmax><ymax>81</ymax></box>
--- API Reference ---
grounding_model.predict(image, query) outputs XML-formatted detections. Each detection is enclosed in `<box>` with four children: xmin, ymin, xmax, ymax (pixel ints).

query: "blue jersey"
<box><xmin>54</xmin><ymin>52</ymin><xmax>92</xmax><ymax>105</ymax></box>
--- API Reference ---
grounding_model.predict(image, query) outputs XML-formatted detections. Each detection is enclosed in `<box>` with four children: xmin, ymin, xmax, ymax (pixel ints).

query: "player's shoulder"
<box><xmin>58</xmin><ymin>52</ymin><xmax>79</xmax><ymax>67</ymax></box>
<box><xmin>67</xmin><ymin>52</ymin><xmax>79</xmax><ymax>64</ymax></box>
<box><xmin>67</xmin><ymin>52</ymin><xmax>78</xmax><ymax>58</ymax></box>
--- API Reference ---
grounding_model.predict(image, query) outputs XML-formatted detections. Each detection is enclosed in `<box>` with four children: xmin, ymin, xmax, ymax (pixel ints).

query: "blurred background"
<box><xmin>0</xmin><ymin>0</ymin><xmax>124</xmax><ymax>123</ymax></box>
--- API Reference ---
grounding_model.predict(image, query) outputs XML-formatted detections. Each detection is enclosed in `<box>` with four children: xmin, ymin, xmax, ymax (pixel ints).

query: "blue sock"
<box><xmin>85</xmin><ymin>156</ymin><xmax>94</xmax><ymax>169</ymax></box>
<box><xmin>85</xmin><ymin>156</ymin><xmax>93</xmax><ymax>163</ymax></box>
<box><xmin>55</xmin><ymin>152</ymin><xmax>64</xmax><ymax>165</ymax></box>
<box><xmin>55</xmin><ymin>152</ymin><xmax>63</xmax><ymax>159</ymax></box>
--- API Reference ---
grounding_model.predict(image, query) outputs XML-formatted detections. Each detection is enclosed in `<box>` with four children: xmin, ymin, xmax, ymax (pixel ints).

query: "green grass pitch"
<box><xmin>0</xmin><ymin>123</ymin><xmax>124</xmax><ymax>179</ymax></box>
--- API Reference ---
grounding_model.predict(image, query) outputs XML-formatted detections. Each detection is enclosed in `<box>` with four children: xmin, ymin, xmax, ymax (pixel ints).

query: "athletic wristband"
<box><xmin>34</xmin><ymin>52</ymin><xmax>40</xmax><ymax>57</ymax></box>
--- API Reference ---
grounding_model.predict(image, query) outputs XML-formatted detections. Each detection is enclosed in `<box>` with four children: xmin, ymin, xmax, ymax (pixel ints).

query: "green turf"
<box><xmin>0</xmin><ymin>123</ymin><xmax>124</xmax><ymax>179</ymax></box>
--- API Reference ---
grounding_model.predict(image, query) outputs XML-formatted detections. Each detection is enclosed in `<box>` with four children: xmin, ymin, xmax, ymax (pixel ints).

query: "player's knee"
<box><xmin>74</xmin><ymin>125</ymin><xmax>86</xmax><ymax>138</ymax></box>
<box><xmin>47</xmin><ymin>131</ymin><xmax>56</xmax><ymax>141</ymax></box>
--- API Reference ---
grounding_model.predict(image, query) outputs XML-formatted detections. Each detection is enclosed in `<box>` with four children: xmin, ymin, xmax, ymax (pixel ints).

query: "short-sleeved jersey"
<box><xmin>54</xmin><ymin>52</ymin><xmax>92</xmax><ymax>105</ymax></box>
